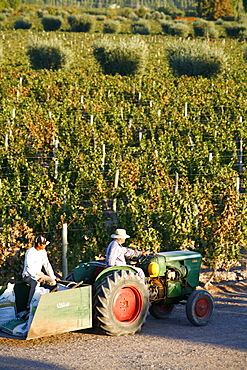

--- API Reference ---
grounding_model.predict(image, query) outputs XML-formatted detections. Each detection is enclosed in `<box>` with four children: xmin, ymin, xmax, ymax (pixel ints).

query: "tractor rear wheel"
<box><xmin>186</xmin><ymin>289</ymin><xmax>214</xmax><ymax>326</ymax></box>
<box><xmin>93</xmin><ymin>270</ymin><xmax>149</xmax><ymax>336</ymax></box>
<box><xmin>149</xmin><ymin>301</ymin><xmax>174</xmax><ymax>319</ymax></box>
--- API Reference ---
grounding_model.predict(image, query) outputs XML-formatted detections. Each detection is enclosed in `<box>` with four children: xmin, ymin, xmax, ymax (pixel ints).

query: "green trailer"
<box><xmin>0</xmin><ymin>282</ymin><xmax>92</xmax><ymax>340</ymax></box>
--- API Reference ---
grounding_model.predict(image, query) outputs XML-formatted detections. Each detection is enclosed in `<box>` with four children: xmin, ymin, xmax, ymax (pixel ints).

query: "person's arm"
<box><xmin>123</xmin><ymin>247</ymin><xmax>142</xmax><ymax>259</ymax></box>
<box><xmin>42</xmin><ymin>251</ymin><xmax>56</xmax><ymax>280</ymax></box>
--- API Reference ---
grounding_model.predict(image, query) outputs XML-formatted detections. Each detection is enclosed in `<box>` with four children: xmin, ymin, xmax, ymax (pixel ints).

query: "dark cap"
<box><xmin>35</xmin><ymin>235</ymin><xmax>50</xmax><ymax>246</ymax></box>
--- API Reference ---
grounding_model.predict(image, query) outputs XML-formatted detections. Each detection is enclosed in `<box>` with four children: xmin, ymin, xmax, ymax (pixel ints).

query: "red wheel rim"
<box><xmin>195</xmin><ymin>297</ymin><xmax>210</xmax><ymax>318</ymax></box>
<box><xmin>113</xmin><ymin>286</ymin><xmax>143</xmax><ymax>323</ymax></box>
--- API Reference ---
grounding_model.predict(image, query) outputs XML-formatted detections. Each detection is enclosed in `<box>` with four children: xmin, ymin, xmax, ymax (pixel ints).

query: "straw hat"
<box><xmin>110</xmin><ymin>228</ymin><xmax>130</xmax><ymax>239</ymax></box>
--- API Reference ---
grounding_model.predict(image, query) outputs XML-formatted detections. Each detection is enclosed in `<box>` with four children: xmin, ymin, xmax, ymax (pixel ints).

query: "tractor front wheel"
<box><xmin>186</xmin><ymin>289</ymin><xmax>214</xmax><ymax>326</ymax></box>
<box><xmin>149</xmin><ymin>301</ymin><xmax>174</xmax><ymax>319</ymax></box>
<box><xmin>93</xmin><ymin>270</ymin><xmax>149</xmax><ymax>336</ymax></box>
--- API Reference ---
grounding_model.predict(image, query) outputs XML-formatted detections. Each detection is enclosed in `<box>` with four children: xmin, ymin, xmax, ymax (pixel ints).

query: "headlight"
<box><xmin>148</xmin><ymin>262</ymin><xmax>160</xmax><ymax>277</ymax></box>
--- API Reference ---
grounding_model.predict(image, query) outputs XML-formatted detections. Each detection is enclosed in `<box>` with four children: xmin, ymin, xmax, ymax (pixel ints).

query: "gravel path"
<box><xmin>0</xmin><ymin>281</ymin><xmax>246</xmax><ymax>370</ymax></box>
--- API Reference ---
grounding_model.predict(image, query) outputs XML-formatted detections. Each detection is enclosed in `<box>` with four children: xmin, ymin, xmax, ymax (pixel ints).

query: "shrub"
<box><xmin>55</xmin><ymin>10</ymin><xmax>68</xmax><ymax>19</ymax></box>
<box><xmin>239</xmin><ymin>29</ymin><xmax>247</xmax><ymax>40</ymax></box>
<box><xmin>160</xmin><ymin>20</ymin><xmax>173</xmax><ymax>35</ymax></box>
<box><xmin>165</xmin><ymin>40</ymin><xmax>227</xmax><ymax>78</ymax></box>
<box><xmin>41</xmin><ymin>16</ymin><xmax>62</xmax><ymax>31</ymax></box>
<box><xmin>1</xmin><ymin>8</ymin><xmax>13</xmax><ymax>15</ymax></box>
<box><xmin>204</xmin><ymin>26</ymin><xmax>219</xmax><ymax>39</ymax></box>
<box><xmin>144</xmin><ymin>12</ymin><xmax>152</xmax><ymax>20</ymax></box>
<box><xmin>114</xmin><ymin>16</ymin><xmax>126</xmax><ymax>22</ymax></box>
<box><xmin>169</xmin><ymin>22</ymin><xmax>190</xmax><ymax>37</ymax></box>
<box><xmin>0</xmin><ymin>13</ymin><xmax>6</xmax><ymax>29</ymax></box>
<box><xmin>103</xmin><ymin>19</ymin><xmax>121</xmax><ymax>34</ymax></box>
<box><xmin>237</xmin><ymin>14</ymin><xmax>247</xmax><ymax>23</ymax></box>
<box><xmin>131</xmin><ymin>19</ymin><xmax>151</xmax><ymax>35</ymax></box>
<box><xmin>224</xmin><ymin>23</ymin><xmax>247</xmax><ymax>38</ymax></box>
<box><xmin>92</xmin><ymin>36</ymin><xmax>148</xmax><ymax>76</ymax></box>
<box><xmin>68</xmin><ymin>14</ymin><xmax>95</xmax><ymax>33</ymax></box>
<box><xmin>151</xmin><ymin>11</ymin><xmax>162</xmax><ymax>20</ymax></box>
<box><xmin>37</xmin><ymin>9</ymin><xmax>48</xmax><ymax>18</ymax></box>
<box><xmin>193</xmin><ymin>19</ymin><xmax>208</xmax><ymax>36</ymax></box>
<box><xmin>215</xmin><ymin>18</ymin><xmax>224</xmax><ymax>25</ymax></box>
<box><xmin>14</xmin><ymin>17</ymin><xmax>32</xmax><ymax>30</ymax></box>
<box><xmin>242</xmin><ymin>45</ymin><xmax>247</xmax><ymax>60</ymax></box>
<box><xmin>96</xmin><ymin>15</ymin><xmax>107</xmax><ymax>21</ymax></box>
<box><xmin>0</xmin><ymin>14</ymin><xmax>6</xmax><ymax>22</ymax></box>
<box><xmin>27</xmin><ymin>36</ymin><xmax>73</xmax><ymax>70</ymax></box>
<box><xmin>128</xmin><ymin>12</ymin><xmax>139</xmax><ymax>20</ymax></box>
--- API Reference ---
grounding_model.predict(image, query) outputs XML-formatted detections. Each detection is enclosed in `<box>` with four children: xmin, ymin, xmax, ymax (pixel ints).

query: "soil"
<box><xmin>0</xmin><ymin>255</ymin><xmax>246</xmax><ymax>370</ymax></box>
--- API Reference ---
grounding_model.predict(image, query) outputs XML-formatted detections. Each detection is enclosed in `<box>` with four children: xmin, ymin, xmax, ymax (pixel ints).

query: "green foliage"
<box><xmin>26</xmin><ymin>36</ymin><xmax>72</xmax><ymax>70</ymax></box>
<box><xmin>224</xmin><ymin>22</ymin><xmax>247</xmax><ymax>38</ymax></box>
<box><xmin>92</xmin><ymin>36</ymin><xmax>148</xmax><ymax>76</ymax></box>
<box><xmin>14</xmin><ymin>17</ymin><xmax>32</xmax><ymax>30</ymax></box>
<box><xmin>0</xmin><ymin>16</ymin><xmax>247</xmax><ymax>283</ymax></box>
<box><xmin>41</xmin><ymin>15</ymin><xmax>62</xmax><ymax>32</ymax></box>
<box><xmin>165</xmin><ymin>40</ymin><xmax>227</xmax><ymax>78</ymax></box>
<box><xmin>103</xmin><ymin>19</ymin><xmax>121</xmax><ymax>34</ymax></box>
<box><xmin>0</xmin><ymin>13</ymin><xmax>6</xmax><ymax>22</ymax></box>
<box><xmin>197</xmin><ymin>0</ymin><xmax>234</xmax><ymax>19</ymax></box>
<box><xmin>204</xmin><ymin>26</ymin><xmax>219</xmax><ymax>39</ymax></box>
<box><xmin>160</xmin><ymin>20</ymin><xmax>173</xmax><ymax>35</ymax></box>
<box><xmin>0</xmin><ymin>13</ymin><xmax>6</xmax><ymax>29</ymax></box>
<box><xmin>0</xmin><ymin>41</ymin><xmax>3</xmax><ymax>63</ymax></box>
<box><xmin>193</xmin><ymin>18</ymin><xmax>209</xmax><ymax>36</ymax></box>
<box><xmin>67</xmin><ymin>14</ymin><xmax>95</xmax><ymax>33</ymax></box>
<box><xmin>131</xmin><ymin>19</ymin><xmax>151</xmax><ymax>35</ymax></box>
<box><xmin>169</xmin><ymin>22</ymin><xmax>190</xmax><ymax>37</ymax></box>
<box><xmin>6</xmin><ymin>0</ymin><xmax>20</xmax><ymax>11</ymax></box>
<box><xmin>242</xmin><ymin>44</ymin><xmax>247</xmax><ymax>60</ymax></box>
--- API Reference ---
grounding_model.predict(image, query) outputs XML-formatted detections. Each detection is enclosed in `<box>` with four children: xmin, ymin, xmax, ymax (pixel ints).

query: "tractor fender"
<box><xmin>94</xmin><ymin>266</ymin><xmax>138</xmax><ymax>288</ymax></box>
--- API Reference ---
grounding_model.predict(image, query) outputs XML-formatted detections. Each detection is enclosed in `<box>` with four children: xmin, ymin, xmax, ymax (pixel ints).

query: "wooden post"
<box><xmin>4</xmin><ymin>134</ymin><xmax>8</xmax><ymax>150</ymax></box>
<box><xmin>139</xmin><ymin>130</ymin><xmax>142</xmax><ymax>142</ymax></box>
<box><xmin>120</xmin><ymin>108</ymin><xmax>124</xmax><ymax>120</ymax></box>
<box><xmin>113</xmin><ymin>167</ymin><xmax>119</xmax><ymax>214</ymax></box>
<box><xmin>90</xmin><ymin>115</ymin><xmax>94</xmax><ymax>126</ymax></box>
<box><xmin>53</xmin><ymin>137</ymin><xmax>59</xmax><ymax>179</ymax></box>
<box><xmin>62</xmin><ymin>223</ymin><xmax>68</xmax><ymax>279</ymax></box>
<box><xmin>101</xmin><ymin>143</ymin><xmax>106</xmax><ymax>173</ymax></box>
<box><xmin>175</xmin><ymin>172</ymin><xmax>179</xmax><ymax>193</ymax></box>
<box><xmin>90</xmin><ymin>115</ymin><xmax>96</xmax><ymax>150</ymax></box>
<box><xmin>184</xmin><ymin>102</ymin><xmax>188</xmax><ymax>117</ymax></box>
<box><xmin>236</xmin><ymin>176</ymin><xmax>240</xmax><ymax>193</ymax></box>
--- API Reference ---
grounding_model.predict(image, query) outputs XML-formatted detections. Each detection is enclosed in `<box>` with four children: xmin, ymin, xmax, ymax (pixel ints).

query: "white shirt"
<box><xmin>22</xmin><ymin>247</ymin><xmax>56</xmax><ymax>281</ymax></box>
<box><xmin>105</xmin><ymin>240</ymin><xmax>141</xmax><ymax>267</ymax></box>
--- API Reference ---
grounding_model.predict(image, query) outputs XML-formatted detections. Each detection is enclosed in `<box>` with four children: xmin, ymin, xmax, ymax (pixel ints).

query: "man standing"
<box><xmin>22</xmin><ymin>235</ymin><xmax>58</xmax><ymax>318</ymax></box>
<box><xmin>105</xmin><ymin>228</ymin><xmax>146</xmax><ymax>281</ymax></box>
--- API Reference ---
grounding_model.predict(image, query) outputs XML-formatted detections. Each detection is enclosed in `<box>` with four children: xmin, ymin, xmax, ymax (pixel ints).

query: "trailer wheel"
<box><xmin>186</xmin><ymin>290</ymin><xmax>214</xmax><ymax>326</ymax></box>
<box><xmin>149</xmin><ymin>301</ymin><xmax>174</xmax><ymax>319</ymax></box>
<box><xmin>93</xmin><ymin>270</ymin><xmax>149</xmax><ymax>336</ymax></box>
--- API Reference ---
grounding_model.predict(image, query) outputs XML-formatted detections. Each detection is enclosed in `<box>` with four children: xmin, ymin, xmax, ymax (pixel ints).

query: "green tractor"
<box><xmin>0</xmin><ymin>250</ymin><xmax>214</xmax><ymax>339</ymax></box>
<box><xmin>69</xmin><ymin>250</ymin><xmax>214</xmax><ymax>336</ymax></box>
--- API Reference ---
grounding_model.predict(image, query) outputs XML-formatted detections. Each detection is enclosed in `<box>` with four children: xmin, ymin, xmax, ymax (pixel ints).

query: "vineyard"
<box><xmin>1</xmin><ymin>8</ymin><xmax>247</xmax><ymax>283</ymax></box>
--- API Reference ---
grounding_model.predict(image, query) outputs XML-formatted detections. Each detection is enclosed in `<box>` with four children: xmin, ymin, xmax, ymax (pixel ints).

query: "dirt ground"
<box><xmin>0</xmin><ymin>259</ymin><xmax>246</xmax><ymax>370</ymax></box>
